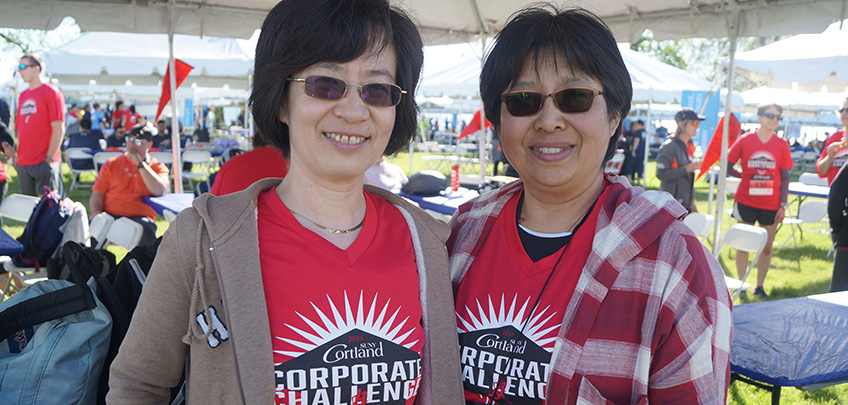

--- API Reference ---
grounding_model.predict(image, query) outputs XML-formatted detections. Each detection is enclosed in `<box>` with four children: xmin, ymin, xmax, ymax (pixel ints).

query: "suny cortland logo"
<box><xmin>19</xmin><ymin>99</ymin><xmax>37</xmax><ymax>122</ymax></box>
<box><xmin>747</xmin><ymin>151</ymin><xmax>777</xmax><ymax>170</ymax></box>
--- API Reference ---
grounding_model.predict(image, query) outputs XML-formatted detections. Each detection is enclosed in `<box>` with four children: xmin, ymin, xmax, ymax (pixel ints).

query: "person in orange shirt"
<box><xmin>89</xmin><ymin>124</ymin><xmax>170</xmax><ymax>246</ymax></box>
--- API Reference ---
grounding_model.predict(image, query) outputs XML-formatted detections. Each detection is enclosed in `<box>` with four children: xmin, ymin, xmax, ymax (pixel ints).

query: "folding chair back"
<box><xmin>99</xmin><ymin>217</ymin><xmax>144</xmax><ymax>251</ymax></box>
<box><xmin>799</xmin><ymin>172</ymin><xmax>827</xmax><ymax>186</ymax></box>
<box><xmin>65</xmin><ymin>148</ymin><xmax>97</xmax><ymax>190</ymax></box>
<box><xmin>718</xmin><ymin>224</ymin><xmax>768</xmax><ymax>301</ymax></box>
<box><xmin>149</xmin><ymin>151</ymin><xmax>174</xmax><ymax>168</ymax></box>
<box><xmin>0</xmin><ymin>194</ymin><xmax>40</xmax><ymax>223</ymax></box>
<box><xmin>683</xmin><ymin>213</ymin><xmax>715</xmax><ymax>241</ymax></box>
<box><xmin>181</xmin><ymin>150</ymin><xmax>213</xmax><ymax>190</ymax></box>
<box><xmin>89</xmin><ymin>213</ymin><xmax>115</xmax><ymax>247</ymax></box>
<box><xmin>778</xmin><ymin>200</ymin><xmax>828</xmax><ymax>251</ymax></box>
<box><xmin>93</xmin><ymin>151</ymin><xmax>122</xmax><ymax>172</ymax></box>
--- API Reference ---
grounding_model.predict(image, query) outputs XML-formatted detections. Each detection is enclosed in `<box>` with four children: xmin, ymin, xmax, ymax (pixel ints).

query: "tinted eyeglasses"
<box><xmin>501</xmin><ymin>88</ymin><xmax>604</xmax><ymax>116</ymax></box>
<box><xmin>287</xmin><ymin>76</ymin><xmax>406</xmax><ymax>107</ymax></box>
<box><xmin>837</xmin><ymin>108</ymin><xmax>848</xmax><ymax>114</ymax></box>
<box><xmin>17</xmin><ymin>64</ymin><xmax>36</xmax><ymax>70</ymax></box>
<box><xmin>127</xmin><ymin>136</ymin><xmax>148</xmax><ymax>146</ymax></box>
<box><xmin>760</xmin><ymin>112</ymin><xmax>782</xmax><ymax>120</ymax></box>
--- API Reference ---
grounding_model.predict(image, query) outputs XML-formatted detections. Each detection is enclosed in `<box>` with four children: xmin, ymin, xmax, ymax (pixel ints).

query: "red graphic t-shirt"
<box><xmin>16</xmin><ymin>83</ymin><xmax>64</xmax><ymax>165</ymax></box>
<box><xmin>728</xmin><ymin>132</ymin><xmax>793</xmax><ymax>210</ymax></box>
<box><xmin>258</xmin><ymin>190</ymin><xmax>424</xmax><ymax>405</ymax></box>
<box><xmin>818</xmin><ymin>129</ymin><xmax>848</xmax><ymax>185</ymax></box>
<box><xmin>454</xmin><ymin>186</ymin><xmax>609</xmax><ymax>404</ymax></box>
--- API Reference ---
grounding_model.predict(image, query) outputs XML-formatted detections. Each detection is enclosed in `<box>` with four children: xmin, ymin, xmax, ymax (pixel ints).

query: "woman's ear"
<box><xmin>279</xmin><ymin>104</ymin><xmax>288</xmax><ymax>125</ymax></box>
<box><xmin>609</xmin><ymin>112</ymin><xmax>622</xmax><ymax>139</ymax></box>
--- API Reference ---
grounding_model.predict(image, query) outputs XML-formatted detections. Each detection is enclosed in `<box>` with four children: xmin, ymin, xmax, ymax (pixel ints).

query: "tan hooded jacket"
<box><xmin>107</xmin><ymin>178</ymin><xmax>464</xmax><ymax>404</ymax></box>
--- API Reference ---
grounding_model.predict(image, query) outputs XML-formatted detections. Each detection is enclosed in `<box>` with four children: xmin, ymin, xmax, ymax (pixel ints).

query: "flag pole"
<box><xmin>169</xmin><ymin>0</ymin><xmax>182</xmax><ymax>193</ymax></box>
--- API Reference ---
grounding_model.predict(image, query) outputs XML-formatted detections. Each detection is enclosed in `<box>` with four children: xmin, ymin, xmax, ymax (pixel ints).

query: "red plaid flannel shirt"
<box><xmin>448</xmin><ymin>175</ymin><xmax>732</xmax><ymax>404</ymax></box>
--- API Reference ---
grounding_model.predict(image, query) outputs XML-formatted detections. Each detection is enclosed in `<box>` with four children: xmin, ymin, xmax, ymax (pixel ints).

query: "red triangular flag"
<box><xmin>457</xmin><ymin>109</ymin><xmax>492</xmax><ymax>140</ymax></box>
<box><xmin>156</xmin><ymin>59</ymin><xmax>194</xmax><ymax>122</ymax></box>
<box><xmin>696</xmin><ymin>113</ymin><xmax>742</xmax><ymax>180</ymax></box>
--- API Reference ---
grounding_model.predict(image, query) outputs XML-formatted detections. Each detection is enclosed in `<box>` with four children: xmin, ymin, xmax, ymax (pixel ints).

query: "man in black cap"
<box><xmin>89</xmin><ymin>124</ymin><xmax>170</xmax><ymax>246</ymax></box>
<box><xmin>655</xmin><ymin>108</ymin><xmax>704</xmax><ymax>212</ymax></box>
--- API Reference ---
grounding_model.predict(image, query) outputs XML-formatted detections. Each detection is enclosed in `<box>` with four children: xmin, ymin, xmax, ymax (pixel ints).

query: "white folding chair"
<box><xmin>799</xmin><ymin>172</ymin><xmax>828</xmax><ymax>186</ymax></box>
<box><xmin>802</xmin><ymin>151</ymin><xmax>818</xmax><ymax>172</ymax></box>
<box><xmin>0</xmin><ymin>194</ymin><xmax>40</xmax><ymax>300</ymax></box>
<box><xmin>65</xmin><ymin>147</ymin><xmax>97</xmax><ymax>190</ymax></box>
<box><xmin>93</xmin><ymin>151</ymin><xmax>122</xmax><ymax>172</ymax></box>
<box><xmin>778</xmin><ymin>200</ymin><xmax>828</xmax><ymax>251</ymax></box>
<box><xmin>89</xmin><ymin>212</ymin><xmax>115</xmax><ymax>247</ymax></box>
<box><xmin>716</xmin><ymin>223</ymin><xmax>768</xmax><ymax>301</ymax></box>
<box><xmin>150</xmin><ymin>151</ymin><xmax>175</xmax><ymax>168</ymax></box>
<box><xmin>181</xmin><ymin>150</ymin><xmax>213</xmax><ymax>191</ymax></box>
<box><xmin>682</xmin><ymin>212</ymin><xmax>715</xmax><ymax>243</ymax></box>
<box><xmin>723</xmin><ymin>177</ymin><xmax>741</xmax><ymax>218</ymax></box>
<box><xmin>604</xmin><ymin>152</ymin><xmax>626</xmax><ymax>175</ymax></box>
<box><xmin>96</xmin><ymin>217</ymin><xmax>144</xmax><ymax>251</ymax></box>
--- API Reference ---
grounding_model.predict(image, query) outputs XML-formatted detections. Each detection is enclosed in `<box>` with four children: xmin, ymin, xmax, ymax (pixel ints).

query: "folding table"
<box><xmin>730</xmin><ymin>291</ymin><xmax>848</xmax><ymax>404</ymax></box>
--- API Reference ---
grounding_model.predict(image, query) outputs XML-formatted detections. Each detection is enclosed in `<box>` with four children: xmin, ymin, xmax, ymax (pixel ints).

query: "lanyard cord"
<box><xmin>487</xmin><ymin>200</ymin><xmax>594</xmax><ymax>401</ymax></box>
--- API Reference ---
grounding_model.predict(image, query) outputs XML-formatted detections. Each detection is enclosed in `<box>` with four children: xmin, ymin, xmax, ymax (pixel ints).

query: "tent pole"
<box><xmin>478</xmin><ymin>38</ymin><xmax>487</xmax><ymax>182</ymax></box>
<box><xmin>713</xmin><ymin>6</ymin><xmax>741</xmax><ymax>255</ymax></box>
<box><xmin>643</xmin><ymin>99</ymin><xmax>652</xmax><ymax>188</ymax></box>
<box><xmin>169</xmin><ymin>0</ymin><xmax>182</xmax><ymax>193</ymax></box>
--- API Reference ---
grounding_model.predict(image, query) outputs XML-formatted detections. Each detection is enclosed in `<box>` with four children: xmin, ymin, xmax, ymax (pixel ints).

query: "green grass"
<box><xmin>3</xmin><ymin>148</ymin><xmax>845</xmax><ymax>403</ymax></box>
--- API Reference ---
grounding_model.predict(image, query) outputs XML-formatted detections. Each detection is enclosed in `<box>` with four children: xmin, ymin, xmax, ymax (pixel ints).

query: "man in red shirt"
<box><xmin>90</xmin><ymin>124</ymin><xmax>170</xmax><ymax>246</ymax></box>
<box><xmin>14</xmin><ymin>53</ymin><xmax>64</xmax><ymax>196</ymax></box>
<box><xmin>816</xmin><ymin>97</ymin><xmax>848</xmax><ymax>185</ymax></box>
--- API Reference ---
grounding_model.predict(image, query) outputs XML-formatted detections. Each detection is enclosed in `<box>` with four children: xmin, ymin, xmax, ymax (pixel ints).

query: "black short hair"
<box><xmin>757</xmin><ymin>103</ymin><xmax>783</xmax><ymax>116</ymax></box>
<box><xmin>480</xmin><ymin>5</ymin><xmax>632</xmax><ymax>166</ymax></box>
<box><xmin>250</xmin><ymin>0</ymin><xmax>424</xmax><ymax>159</ymax></box>
<box><xmin>80</xmin><ymin>118</ymin><xmax>92</xmax><ymax>130</ymax></box>
<box><xmin>22</xmin><ymin>53</ymin><xmax>44</xmax><ymax>72</ymax></box>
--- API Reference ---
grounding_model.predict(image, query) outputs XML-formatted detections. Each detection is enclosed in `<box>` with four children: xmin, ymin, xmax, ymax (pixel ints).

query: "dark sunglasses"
<box><xmin>287</xmin><ymin>76</ymin><xmax>405</xmax><ymax>107</ymax></box>
<box><xmin>759</xmin><ymin>112</ymin><xmax>782</xmax><ymax>120</ymax></box>
<box><xmin>837</xmin><ymin>108</ymin><xmax>848</xmax><ymax>114</ymax></box>
<box><xmin>500</xmin><ymin>88</ymin><xmax>604</xmax><ymax>116</ymax></box>
<box><xmin>17</xmin><ymin>64</ymin><xmax>36</xmax><ymax>70</ymax></box>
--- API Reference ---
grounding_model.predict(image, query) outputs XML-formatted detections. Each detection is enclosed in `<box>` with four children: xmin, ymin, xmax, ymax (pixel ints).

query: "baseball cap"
<box><xmin>674</xmin><ymin>108</ymin><xmax>706</xmax><ymax>122</ymax></box>
<box><xmin>128</xmin><ymin>123</ymin><xmax>154</xmax><ymax>141</ymax></box>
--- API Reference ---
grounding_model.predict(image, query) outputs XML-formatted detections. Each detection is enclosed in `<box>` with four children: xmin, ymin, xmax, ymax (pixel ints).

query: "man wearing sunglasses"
<box><xmin>816</xmin><ymin>97</ymin><xmax>848</xmax><ymax>185</ymax></box>
<box><xmin>14</xmin><ymin>53</ymin><xmax>65</xmax><ymax>196</ymax></box>
<box><xmin>90</xmin><ymin>124</ymin><xmax>170</xmax><ymax>246</ymax></box>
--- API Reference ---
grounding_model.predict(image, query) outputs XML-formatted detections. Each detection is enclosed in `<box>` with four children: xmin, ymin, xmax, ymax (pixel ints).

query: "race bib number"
<box><xmin>749</xmin><ymin>174</ymin><xmax>774</xmax><ymax>196</ymax></box>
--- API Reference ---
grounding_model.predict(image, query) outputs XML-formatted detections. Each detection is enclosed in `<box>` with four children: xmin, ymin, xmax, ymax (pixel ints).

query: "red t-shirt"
<box><xmin>728</xmin><ymin>131</ymin><xmax>793</xmax><ymax>210</ymax></box>
<box><xmin>92</xmin><ymin>153</ymin><xmax>170</xmax><ymax>220</ymax></box>
<box><xmin>210</xmin><ymin>146</ymin><xmax>289</xmax><ymax>195</ymax></box>
<box><xmin>16</xmin><ymin>83</ymin><xmax>65</xmax><ymax>165</ymax></box>
<box><xmin>112</xmin><ymin>109</ymin><xmax>125</xmax><ymax>129</ymax></box>
<box><xmin>258</xmin><ymin>190</ymin><xmax>423</xmax><ymax>404</ymax></box>
<box><xmin>817</xmin><ymin>129</ymin><xmax>847</xmax><ymax>185</ymax></box>
<box><xmin>454</xmin><ymin>186</ymin><xmax>609</xmax><ymax>404</ymax></box>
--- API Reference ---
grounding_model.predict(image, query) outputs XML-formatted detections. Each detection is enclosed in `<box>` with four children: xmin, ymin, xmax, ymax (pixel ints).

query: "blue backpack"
<box><xmin>13</xmin><ymin>188</ymin><xmax>73</xmax><ymax>270</ymax></box>
<box><xmin>0</xmin><ymin>277</ymin><xmax>112</xmax><ymax>405</ymax></box>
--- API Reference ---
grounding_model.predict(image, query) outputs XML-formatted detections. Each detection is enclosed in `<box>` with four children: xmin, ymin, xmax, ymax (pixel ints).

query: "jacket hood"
<box><xmin>594</xmin><ymin>174</ymin><xmax>689</xmax><ymax>266</ymax></box>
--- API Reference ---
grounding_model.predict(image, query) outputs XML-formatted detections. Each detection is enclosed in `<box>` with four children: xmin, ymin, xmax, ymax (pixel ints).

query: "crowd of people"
<box><xmin>1</xmin><ymin>1</ymin><xmax>845</xmax><ymax>403</ymax></box>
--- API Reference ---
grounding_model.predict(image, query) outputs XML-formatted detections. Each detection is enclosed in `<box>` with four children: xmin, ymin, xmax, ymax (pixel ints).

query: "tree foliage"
<box><xmin>0</xmin><ymin>17</ymin><xmax>81</xmax><ymax>62</ymax></box>
<box><xmin>630</xmin><ymin>30</ymin><xmax>784</xmax><ymax>92</ymax></box>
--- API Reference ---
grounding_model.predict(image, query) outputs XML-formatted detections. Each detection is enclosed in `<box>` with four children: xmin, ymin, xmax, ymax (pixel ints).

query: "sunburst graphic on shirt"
<box><xmin>748</xmin><ymin>151</ymin><xmax>778</xmax><ymax>170</ymax></box>
<box><xmin>457</xmin><ymin>294</ymin><xmax>559</xmax><ymax>352</ymax></box>
<box><xmin>273</xmin><ymin>291</ymin><xmax>419</xmax><ymax>361</ymax></box>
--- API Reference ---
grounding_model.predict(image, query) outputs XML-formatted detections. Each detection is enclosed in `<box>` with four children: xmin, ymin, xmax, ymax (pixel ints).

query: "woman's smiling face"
<box><xmin>279</xmin><ymin>45</ymin><xmax>398</xmax><ymax>184</ymax></box>
<box><xmin>498</xmin><ymin>51</ymin><xmax>620</xmax><ymax>193</ymax></box>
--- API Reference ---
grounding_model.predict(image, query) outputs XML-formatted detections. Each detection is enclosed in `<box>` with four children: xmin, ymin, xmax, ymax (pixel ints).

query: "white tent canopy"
<box><xmin>734</xmin><ymin>22</ymin><xmax>848</xmax><ymax>92</ymax></box>
<box><xmin>419</xmin><ymin>44</ymin><xmax>742</xmax><ymax>105</ymax></box>
<box><xmin>44</xmin><ymin>31</ymin><xmax>256</xmax><ymax>89</ymax></box>
<box><xmin>0</xmin><ymin>0</ymin><xmax>842</xmax><ymax>43</ymax></box>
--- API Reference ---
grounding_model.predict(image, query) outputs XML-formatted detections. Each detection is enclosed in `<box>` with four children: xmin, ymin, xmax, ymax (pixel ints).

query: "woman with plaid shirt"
<box><xmin>448</xmin><ymin>5</ymin><xmax>731</xmax><ymax>404</ymax></box>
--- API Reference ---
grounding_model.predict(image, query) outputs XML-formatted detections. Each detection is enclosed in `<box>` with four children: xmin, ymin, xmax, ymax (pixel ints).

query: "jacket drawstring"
<box><xmin>182</xmin><ymin>219</ymin><xmax>214</xmax><ymax>344</ymax></box>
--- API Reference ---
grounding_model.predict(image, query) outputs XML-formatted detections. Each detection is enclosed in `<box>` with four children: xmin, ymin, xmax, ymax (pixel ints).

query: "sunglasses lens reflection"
<box><xmin>502</xmin><ymin>88</ymin><xmax>598</xmax><ymax>116</ymax></box>
<box><xmin>302</xmin><ymin>76</ymin><xmax>402</xmax><ymax>107</ymax></box>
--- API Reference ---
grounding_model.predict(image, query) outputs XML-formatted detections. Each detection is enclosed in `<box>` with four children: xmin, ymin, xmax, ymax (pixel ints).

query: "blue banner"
<box><xmin>681</xmin><ymin>90</ymin><xmax>719</xmax><ymax>154</ymax></box>
<box><xmin>182</xmin><ymin>99</ymin><xmax>194</xmax><ymax>129</ymax></box>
